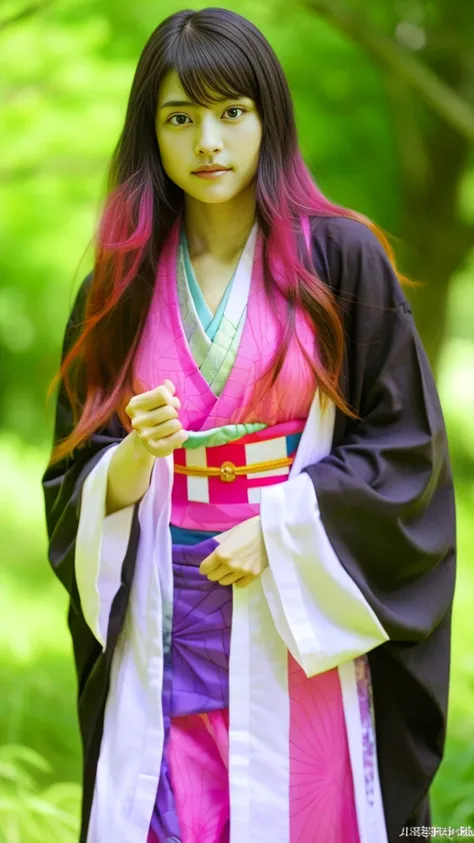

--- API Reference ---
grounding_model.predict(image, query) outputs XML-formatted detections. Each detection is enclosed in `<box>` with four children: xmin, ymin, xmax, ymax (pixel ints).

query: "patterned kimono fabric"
<box><xmin>137</xmin><ymin>217</ymin><xmax>371</xmax><ymax>843</ymax></box>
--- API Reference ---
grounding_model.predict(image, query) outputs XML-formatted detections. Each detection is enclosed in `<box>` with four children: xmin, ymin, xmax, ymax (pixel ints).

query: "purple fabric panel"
<box><xmin>149</xmin><ymin>537</ymin><xmax>232</xmax><ymax>843</ymax></box>
<box><xmin>170</xmin><ymin>540</ymin><xmax>232</xmax><ymax>715</ymax></box>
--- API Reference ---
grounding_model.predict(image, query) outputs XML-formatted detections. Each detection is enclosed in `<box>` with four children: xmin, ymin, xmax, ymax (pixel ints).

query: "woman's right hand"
<box><xmin>125</xmin><ymin>379</ymin><xmax>188</xmax><ymax>458</ymax></box>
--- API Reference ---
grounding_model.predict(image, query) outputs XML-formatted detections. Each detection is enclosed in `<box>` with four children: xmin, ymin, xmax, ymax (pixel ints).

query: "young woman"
<box><xmin>41</xmin><ymin>8</ymin><xmax>456</xmax><ymax>843</ymax></box>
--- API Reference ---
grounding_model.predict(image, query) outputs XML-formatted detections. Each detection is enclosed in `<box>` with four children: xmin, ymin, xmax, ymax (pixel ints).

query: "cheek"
<box><xmin>235</xmin><ymin>124</ymin><xmax>262</xmax><ymax>167</ymax></box>
<box><xmin>237</xmin><ymin>140</ymin><xmax>261</xmax><ymax>179</ymax></box>
<box><xmin>157</xmin><ymin>133</ymin><xmax>184</xmax><ymax>177</ymax></box>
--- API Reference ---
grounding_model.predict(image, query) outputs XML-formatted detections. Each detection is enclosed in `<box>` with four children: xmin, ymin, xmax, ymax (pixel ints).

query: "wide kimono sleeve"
<box><xmin>259</xmin><ymin>217</ymin><xmax>456</xmax><ymax>678</ymax></box>
<box><xmin>41</xmin><ymin>275</ymin><xmax>137</xmax><ymax>661</ymax></box>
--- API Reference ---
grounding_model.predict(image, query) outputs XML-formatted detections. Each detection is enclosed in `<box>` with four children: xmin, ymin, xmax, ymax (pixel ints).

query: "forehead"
<box><xmin>158</xmin><ymin>70</ymin><xmax>187</xmax><ymax>103</ymax></box>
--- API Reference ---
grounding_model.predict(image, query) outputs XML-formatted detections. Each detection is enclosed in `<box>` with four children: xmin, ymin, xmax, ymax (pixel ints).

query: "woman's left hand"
<box><xmin>199</xmin><ymin>515</ymin><xmax>268</xmax><ymax>588</ymax></box>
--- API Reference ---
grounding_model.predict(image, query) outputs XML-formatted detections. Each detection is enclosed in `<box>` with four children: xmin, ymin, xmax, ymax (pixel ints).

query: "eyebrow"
<box><xmin>159</xmin><ymin>97</ymin><xmax>245</xmax><ymax>110</ymax></box>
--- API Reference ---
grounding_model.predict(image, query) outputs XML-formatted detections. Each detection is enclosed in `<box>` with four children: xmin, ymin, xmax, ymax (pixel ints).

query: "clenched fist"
<box><xmin>125</xmin><ymin>379</ymin><xmax>188</xmax><ymax>458</ymax></box>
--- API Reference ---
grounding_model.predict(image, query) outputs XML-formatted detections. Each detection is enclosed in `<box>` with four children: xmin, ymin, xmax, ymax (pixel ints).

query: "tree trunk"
<box><xmin>396</xmin><ymin>59</ymin><xmax>474</xmax><ymax>374</ymax></box>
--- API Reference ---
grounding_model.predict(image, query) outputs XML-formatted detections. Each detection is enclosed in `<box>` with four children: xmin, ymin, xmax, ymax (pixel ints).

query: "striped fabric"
<box><xmin>172</xmin><ymin>423</ymin><xmax>304</xmax><ymax>506</ymax></box>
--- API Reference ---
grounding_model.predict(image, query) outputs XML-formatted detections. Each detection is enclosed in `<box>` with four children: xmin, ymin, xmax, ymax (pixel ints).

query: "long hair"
<box><xmin>46</xmin><ymin>6</ymin><xmax>411</xmax><ymax>466</ymax></box>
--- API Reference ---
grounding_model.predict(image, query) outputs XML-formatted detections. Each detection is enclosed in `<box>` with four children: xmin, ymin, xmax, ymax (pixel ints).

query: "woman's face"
<box><xmin>156</xmin><ymin>70</ymin><xmax>262</xmax><ymax>205</ymax></box>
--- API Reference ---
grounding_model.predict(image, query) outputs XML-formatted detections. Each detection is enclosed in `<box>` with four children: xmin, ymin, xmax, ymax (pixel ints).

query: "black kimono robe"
<box><xmin>41</xmin><ymin>214</ymin><xmax>456</xmax><ymax>843</ymax></box>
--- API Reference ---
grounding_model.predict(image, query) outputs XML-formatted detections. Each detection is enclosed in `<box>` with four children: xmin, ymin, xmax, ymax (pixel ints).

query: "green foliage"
<box><xmin>0</xmin><ymin>745</ymin><xmax>81</xmax><ymax>843</ymax></box>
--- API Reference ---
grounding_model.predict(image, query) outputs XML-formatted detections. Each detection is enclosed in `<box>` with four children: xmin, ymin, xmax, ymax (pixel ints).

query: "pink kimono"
<box><xmin>121</xmin><ymin>215</ymin><xmax>386</xmax><ymax>843</ymax></box>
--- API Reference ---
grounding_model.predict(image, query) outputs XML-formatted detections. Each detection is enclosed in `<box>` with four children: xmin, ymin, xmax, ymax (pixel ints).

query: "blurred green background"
<box><xmin>1</xmin><ymin>0</ymin><xmax>473</xmax><ymax>840</ymax></box>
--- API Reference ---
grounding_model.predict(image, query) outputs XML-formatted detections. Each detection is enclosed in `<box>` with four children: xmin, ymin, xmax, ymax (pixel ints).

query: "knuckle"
<box><xmin>163</xmin><ymin>405</ymin><xmax>178</xmax><ymax>421</ymax></box>
<box><xmin>163</xmin><ymin>420</ymin><xmax>179</xmax><ymax>437</ymax></box>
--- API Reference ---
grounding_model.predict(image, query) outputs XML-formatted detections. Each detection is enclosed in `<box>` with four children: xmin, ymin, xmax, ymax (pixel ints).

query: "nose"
<box><xmin>194</xmin><ymin>115</ymin><xmax>223</xmax><ymax>155</ymax></box>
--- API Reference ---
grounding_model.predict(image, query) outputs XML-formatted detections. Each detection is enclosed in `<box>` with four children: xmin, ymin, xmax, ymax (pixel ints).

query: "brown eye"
<box><xmin>168</xmin><ymin>114</ymin><xmax>190</xmax><ymax>126</ymax></box>
<box><xmin>225</xmin><ymin>107</ymin><xmax>246</xmax><ymax>119</ymax></box>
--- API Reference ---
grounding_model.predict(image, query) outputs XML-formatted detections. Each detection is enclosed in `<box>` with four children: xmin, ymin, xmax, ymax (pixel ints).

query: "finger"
<box><xmin>216</xmin><ymin>570</ymin><xmax>244</xmax><ymax>585</ymax></box>
<box><xmin>131</xmin><ymin>405</ymin><xmax>178</xmax><ymax>431</ymax></box>
<box><xmin>163</xmin><ymin>380</ymin><xmax>182</xmax><ymax>410</ymax></box>
<box><xmin>129</xmin><ymin>391</ymin><xmax>181</xmax><ymax>418</ymax></box>
<box><xmin>141</xmin><ymin>418</ymin><xmax>183</xmax><ymax>440</ymax></box>
<box><xmin>213</xmin><ymin>527</ymin><xmax>235</xmax><ymax>545</ymax></box>
<box><xmin>129</xmin><ymin>382</ymin><xmax>176</xmax><ymax>412</ymax></box>
<box><xmin>199</xmin><ymin>554</ymin><xmax>222</xmax><ymax>575</ymax></box>
<box><xmin>234</xmin><ymin>575</ymin><xmax>257</xmax><ymax>589</ymax></box>
<box><xmin>149</xmin><ymin>428</ymin><xmax>188</xmax><ymax>454</ymax></box>
<box><xmin>205</xmin><ymin>564</ymin><xmax>233</xmax><ymax>582</ymax></box>
<box><xmin>163</xmin><ymin>379</ymin><xmax>176</xmax><ymax>394</ymax></box>
<box><xmin>149</xmin><ymin>404</ymin><xmax>179</xmax><ymax>425</ymax></box>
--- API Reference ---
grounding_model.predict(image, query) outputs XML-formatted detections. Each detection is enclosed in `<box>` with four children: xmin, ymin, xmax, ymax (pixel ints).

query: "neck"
<box><xmin>183</xmin><ymin>183</ymin><xmax>257</xmax><ymax>262</ymax></box>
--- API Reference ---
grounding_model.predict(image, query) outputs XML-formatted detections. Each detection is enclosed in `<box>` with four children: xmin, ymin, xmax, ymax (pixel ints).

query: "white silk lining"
<box><xmin>229</xmin><ymin>584</ymin><xmax>290</xmax><ymax>843</ymax></box>
<box><xmin>86</xmin><ymin>454</ymin><xmax>174</xmax><ymax>843</ymax></box>
<box><xmin>259</xmin><ymin>470</ymin><xmax>389</xmax><ymax>677</ymax></box>
<box><xmin>75</xmin><ymin>443</ymin><xmax>134</xmax><ymax>650</ymax></box>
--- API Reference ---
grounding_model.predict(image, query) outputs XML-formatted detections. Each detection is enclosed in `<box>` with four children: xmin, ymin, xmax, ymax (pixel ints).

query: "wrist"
<box><xmin>129</xmin><ymin>430</ymin><xmax>157</xmax><ymax>464</ymax></box>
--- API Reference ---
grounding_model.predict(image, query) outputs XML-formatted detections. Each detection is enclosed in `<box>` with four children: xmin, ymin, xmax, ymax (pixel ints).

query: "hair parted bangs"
<box><xmin>165</xmin><ymin>20</ymin><xmax>260</xmax><ymax>108</ymax></box>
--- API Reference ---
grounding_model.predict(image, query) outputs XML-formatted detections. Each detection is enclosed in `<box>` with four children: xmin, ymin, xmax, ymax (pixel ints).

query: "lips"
<box><xmin>192</xmin><ymin>166</ymin><xmax>230</xmax><ymax>173</ymax></box>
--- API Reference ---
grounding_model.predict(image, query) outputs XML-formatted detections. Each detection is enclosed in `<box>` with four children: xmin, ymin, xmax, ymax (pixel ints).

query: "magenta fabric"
<box><xmin>288</xmin><ymin>656</ymin><xmax>360</xmax><ymax>841</ymax></box>
<box><xmin>168</xmin><ymin>711</ymin><xmax>230</xmax><ymax>843</ymax></box>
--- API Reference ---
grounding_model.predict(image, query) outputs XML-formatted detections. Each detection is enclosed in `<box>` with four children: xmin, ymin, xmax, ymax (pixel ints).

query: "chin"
<box><xmin>187</xmin><ymin>187</ymin><xmax>241</xmax><ymax>204</ymax></box>
<box><xmin>202</xmin><ymin>193</ymin><xmax>239</xmax><ymax>204</ymax></box>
